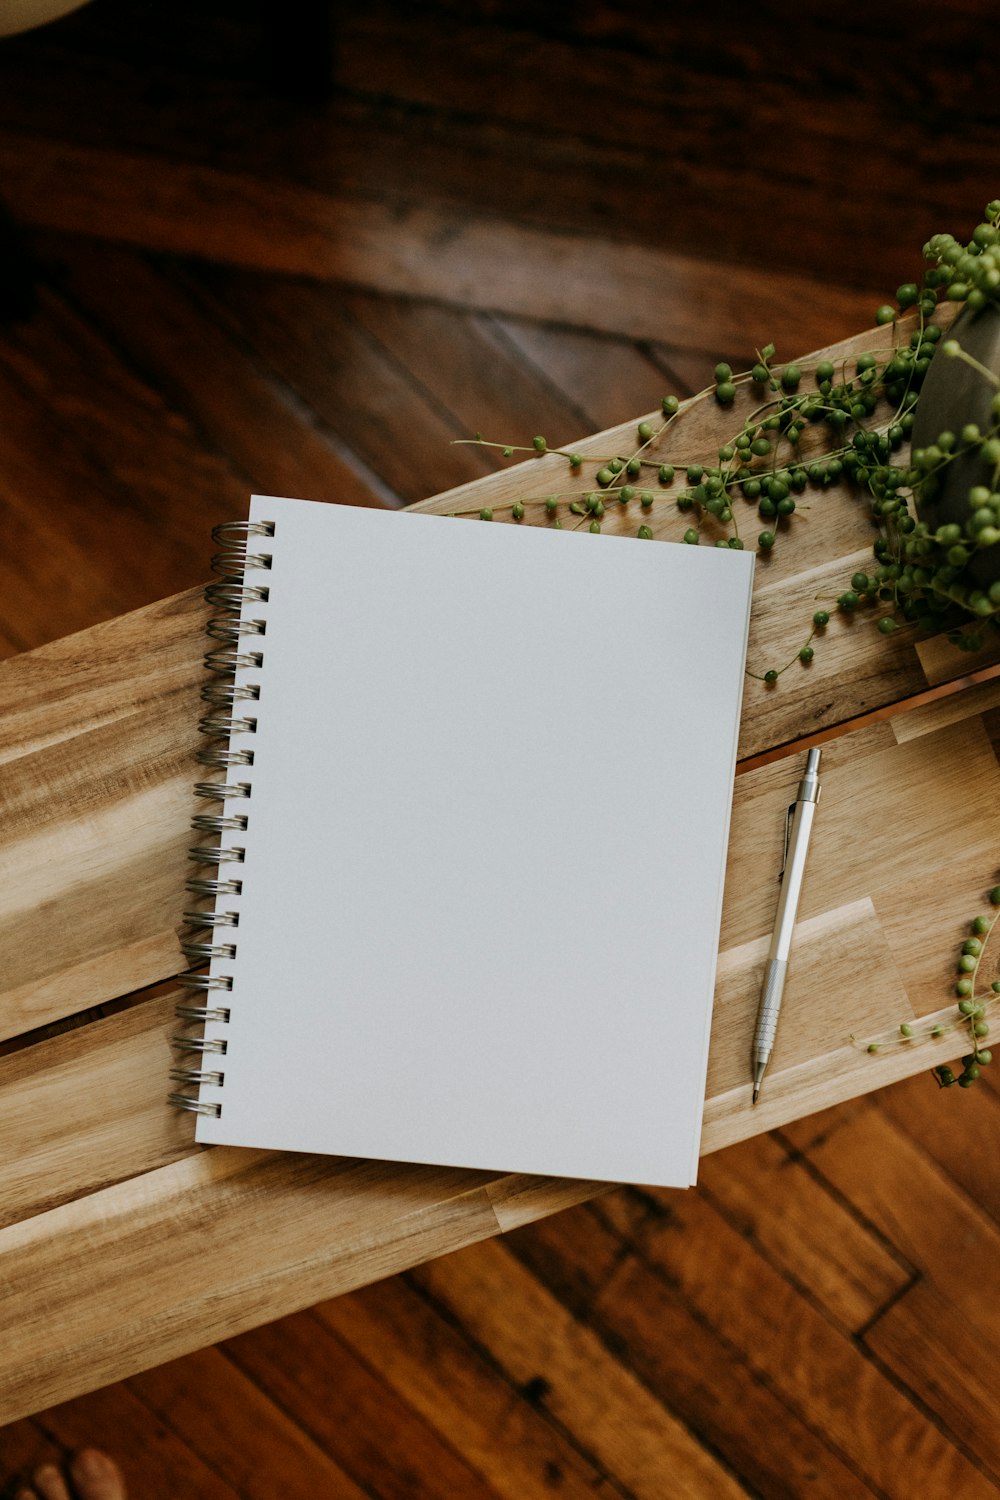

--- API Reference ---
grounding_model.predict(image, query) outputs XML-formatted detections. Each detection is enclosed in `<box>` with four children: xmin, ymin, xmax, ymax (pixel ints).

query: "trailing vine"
<box><xmin>455</xmin><ymin>200</ymin><xmax>1000</xmax><ymax>684</ymax></box>
<box><xmin>855</xmin><ymin>885</ymin><xmax>1000</xmax><ymax>1090</ymax></box>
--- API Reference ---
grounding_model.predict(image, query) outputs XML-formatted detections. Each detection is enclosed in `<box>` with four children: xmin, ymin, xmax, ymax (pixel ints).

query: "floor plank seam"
<box><xmin>31</xmin><ymin>253</ymin><xmax>261</xmax><ymax>497</ymax></box>
<box><xmin>303</xmin><ymin>1303</ymin><xmax>528</xmax><ymax>1500</ymax></box>
<box><xmin>176</xmin><ymin>260</ymin><xmax>492</xmax><ymax>500</ymax></box>
<box><xmin>217</xmin><ymin>1335</ymin><xmax>397</xmax><ymax>1500</ymax></box>
<box><xmin>492</xmin><ymin>1232</ymin><xmax>836</xmax><ymax>1500</ymax></box>
<box><xmin>330</xmin><ymin>292</ymin><xmax>498</xmax><ymax>457</ymax></box>
<box><xmin>771</xmin><ymin>1123</ymin><xmax>921</xmax><ymax>1277</ymax></box>
<box><xmin>483</xmin><ymin>312</ymin><xmax>632</xmax><ymax>436</ymax></box>
<box><xmin>644</xmin><ymin>344</ymin><xmax>714</xmax><ymax>399</ymax></box>
<box><xmin>868</xmin><ymin>1094</ymin><xmax>1000</xmax><ymax>1234</ymax></box>
<box><xmin>853</xmin><ymin>1339</ymin><xmax>1000</xmax><ymax>1490</ymax></box>
<box><xmin>694</xmin><ymin>1179</ymin><xmax>893</xmax><ymax>1341</ymax></box>
<box><xmin>852</xmin><ymin>1268</ymin><xmax>923</xmax><ymax>1344</ymax></box>
<box><xmin>161</xmin><ymin>257</ymin><xmax>407</xmax><ymax>508</ymax></box>
<box><xmin>400</xmin><ymin>1264</ymin><xmax>682</xmax><ymax>1500</ymax></box>
<box><xmin>602</xmin><ymin>1237</ymin><xmax>923</xmax><ymax>1500</ymax></box>
<box><xmin>121</xmin><ymin>1378</ymin><xmax>251</xmax><ymax>1500</ymax></box>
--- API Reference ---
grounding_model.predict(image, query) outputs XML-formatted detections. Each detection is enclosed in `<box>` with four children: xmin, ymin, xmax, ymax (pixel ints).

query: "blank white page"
<box><xmin>194</xmin><ymin>495</ymin><xmax>754</xmax><ymax>1187</ymax></box>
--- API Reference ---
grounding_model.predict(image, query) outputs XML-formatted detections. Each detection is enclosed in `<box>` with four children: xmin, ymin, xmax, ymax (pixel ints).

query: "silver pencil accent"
<box><xmin>751</xmin><ymin>747</ymin><xmax>822</xmax><ymax>1104</ymax></box>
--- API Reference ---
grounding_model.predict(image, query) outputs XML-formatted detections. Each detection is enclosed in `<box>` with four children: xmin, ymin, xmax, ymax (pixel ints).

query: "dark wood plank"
<box><xmin>24</xmin><ymin>1381</ymin><xmax>244</xmax><ymax>1500</ymax></box>
<box><xmin>43</xmin><ymin>237</ymin><xmax>397</xmax><ymax>510</ymax></box>
<box><xmin>624</xmin><ymin>1188</ymin><xmax>993</xmax><ymax>1498</ymax></box>
<box><xmin>179</xmin><ymin>266</ymin><xmax>496</xmax><ymax>504</ymax></box>
<box><xmin>344</xmin><ymin>294</ymin><xmax>594</xmax><ymax>458</ymax></box>
<box><xmin>0</xmin><ymin>278</ymin><xmax>247</xmax><ymax>535</ymax></box>
<box><xmin>649</xmin><ymin>344</ymin><xmax>737</xmax><ymax>403</ymax></box>
<box><xmin>490</xmin><ymin>319</ymin><xmax>674</xmax><ymax>434</ymax></box>
<box><xmin>1</xmin><ymin>0</ymin><xmax>991</xmax><ymax>296</ymax></box>
<box><xmin>222</xmin><ymin>1309</ymin><xmax>505</xmax><ymax>1500</ymax></box>
<box><xmin>0</xmin><ymin>280</ymin><xmax>240</xmax><ymax>651</ymax></box>
<box><xmin>593</xmin><ymin>1251</ymin><xmax>878</xmax><ymax>1499</ymax></box>
<box><xmin>783</xmin><ymin>1098</ymin><xmax>1000</xmax><ymax>1339</ymax></box>
<box><xmin>0</xmin><ymin>365</ymin><xmax>191</xmax><ymax>653</ymax></box>
<box><xmin>874</xmin><ymin>1066</ymin><xmax>1000</xmax><ymax>1215</ymax></box>
<box><xmin>317</xmin><ymin>1273</ymin><xmax>667</xmax><ymax>1500</ymax></box>
<box><xmin>128</xmin><ymin>1347</ymin><xmax>370</xmax><ymax>1500</ymax></box>
<box><xmin>406</xmin><ymin>1239</ymin><xmax>751</xmax><ymax>1499</ymax></box>
<box><xmin>502</xmin><ymin>1198</ymin><xmax>626</xmax><ymax>1318</ymax></box>
<box><xmin>696</xmin><ymin>1131</ymin><xmax>914</xmax><ymax>1332</ymax></box>
<box><xmin>501</xmin><ymin>1198</ymin><xmax>874</xmax><ymax>1498</ymax></box>
<box><xmin>0</xmin><ymin>122</ymin><xmax>876</xmax><ymax>352</ymax></box>
<box><xmin>863</xmin><ymin>1280</ymin><xmax>1000</xmax><ymax>1482</ymax></box>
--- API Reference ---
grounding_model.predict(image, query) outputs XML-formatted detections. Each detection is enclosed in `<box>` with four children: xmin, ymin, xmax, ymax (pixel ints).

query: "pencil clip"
<box><xmin>779</xmin><ymin>802</ymin><xmax>796</xmax><ymax>880</ymax></box>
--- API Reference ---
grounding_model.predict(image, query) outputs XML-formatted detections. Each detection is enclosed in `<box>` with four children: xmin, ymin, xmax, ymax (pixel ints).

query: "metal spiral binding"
<box><xmin>170</xmin><ymin>517</ymin><xmax>275</xmax><ymax>1118</ymax></box>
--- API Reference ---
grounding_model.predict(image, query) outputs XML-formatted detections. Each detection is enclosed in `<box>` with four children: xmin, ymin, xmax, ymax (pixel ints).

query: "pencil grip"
<box><xmin>168</xmin><ymin>518</ymin><xmax>276</xmax><ymax>1120</ymax></box>
<box><xmin>754</xmin><ymin>958</ymin><xmax>788</xmax><ymax>1057</ymax></box>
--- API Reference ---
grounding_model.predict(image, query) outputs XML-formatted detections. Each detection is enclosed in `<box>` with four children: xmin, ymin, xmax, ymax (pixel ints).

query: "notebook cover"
<box><xmin>192</xmin><ymin>495</ymin><xmax>754</xmax><ymax>1187</ymax></box>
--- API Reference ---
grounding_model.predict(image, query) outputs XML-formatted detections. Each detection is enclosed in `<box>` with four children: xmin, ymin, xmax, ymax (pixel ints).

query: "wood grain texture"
<box><xmin>779</xmin><ymin>1091</ymin><xmax>1000</xmax><ymax>1479</ymax></box>
<box><xmin>695</xmin><ymin>1130</ymin><xmax>913</xmax><ymax>1332</ymax></box>
<box><xmin>0</xmin><ymin>591</ymin><xmax>204</xmax><ymax>1039</ymax></box>
<box><xmin>127</xmin><ymin>1347</ymin><xmax>372</xmax><ymax>1500</ymax></box>
<box><xmin>379</xmin><ymin>1245</ymin><xmax>748</xmax><ymax>1500</ymax></box>
<box><xmin>614</xmin><ymin>1191</ymin><xmax>995</xmax><ymax>1497</ymax></box>
<box><xmin>42</xmin><ymin>239</ymin><xmax>399</xmax><ymax>511</ymax></box>
<box><xmin>3</xmin><ymin>0</ymin><xmax>1000</xmax><ymax>1492</ymax></box>
<box><xmin>0</xmin><ymin>0</ymin><xmax>993</xmax><ymax>295</ymax></box>
<box><xmin>315</xmin><ymin>1276</ymin><xmax>642</xmax><ymax>1500</ymax></box>
<box><xmin>581</xmin><ymin>1237</ymin><xmax>877</xmax><ymax>1499</ymax></box>
<box><xmin>0</xmin><ymin>1149</ymin><xmax>505</xmax><ymax>1426</ymax></box>
<box><xmin>220</xmin><ymin>1315</ymin><xmax>507</xmax><ymax>1500</ymax></box>
<box><xmin>2</xmin><ymin>544</ymin><xmax>998</xmax><ymax>1423</ymax></box>
<box><xmin>0</xmin><ymin>128</ymin><xmax>876</xmax><ymax>354</ymax></box>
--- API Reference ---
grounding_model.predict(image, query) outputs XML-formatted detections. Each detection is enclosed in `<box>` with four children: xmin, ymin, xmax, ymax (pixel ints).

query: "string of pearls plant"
<box><xmin>857</xmin><ymin>886</ymin><xmax>1000</xmax><ymax>1091</ymax></box>
<box><xmin>457</xmin><ymin>200</ymin><xmax>1000</xmax><ymax>685</ymax></box>
<box><xmin>457</xmin><ymin>202</ymin><xmax>1000</xmax><ymax>1089</ymax></box>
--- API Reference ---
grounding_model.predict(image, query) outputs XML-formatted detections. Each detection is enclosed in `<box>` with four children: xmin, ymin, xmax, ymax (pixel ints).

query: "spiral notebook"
<box><xmin>173</xmin><ymin>495</ymin><xmax>754</xmax><ymax>1188</ymax></box>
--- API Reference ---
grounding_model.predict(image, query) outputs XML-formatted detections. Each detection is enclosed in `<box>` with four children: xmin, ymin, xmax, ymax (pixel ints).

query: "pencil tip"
<box><xmin>752</xmin><ymin>1086</ymin><xmax>759</xmax><ymax>1105</ymax></box>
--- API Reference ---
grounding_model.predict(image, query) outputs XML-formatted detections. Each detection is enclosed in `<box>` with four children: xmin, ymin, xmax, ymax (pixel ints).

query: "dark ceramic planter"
<box><xmin>910</xmin><ymin>303</ymin><xmax>1000</xmax><ymax>585</ymax></box>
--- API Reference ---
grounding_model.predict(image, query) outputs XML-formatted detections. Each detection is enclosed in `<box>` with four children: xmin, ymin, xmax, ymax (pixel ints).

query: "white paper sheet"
<box><xmin>193</xmin><ymin>496</ymin><xmax>753</xmax><ymax>1187</ymax></box>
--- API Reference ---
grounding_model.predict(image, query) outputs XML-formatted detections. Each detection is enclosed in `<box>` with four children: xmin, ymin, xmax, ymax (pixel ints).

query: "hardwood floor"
<box><xmin>1</xmin><ymin>1</ymin><xmax>999</xmax><ymax>1494</ymax></box>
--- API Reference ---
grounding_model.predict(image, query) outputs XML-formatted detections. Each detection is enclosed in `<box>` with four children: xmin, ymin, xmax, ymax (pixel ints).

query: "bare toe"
<box><xmin>69</xmin><ymin>1451</ymin><xmax>126</xmax><ymax>1500</ymax></box>
<box><xmin>29</xmin><ymin>1466</ymin><xmax>72</xmax><ymax>1500</ymax></box>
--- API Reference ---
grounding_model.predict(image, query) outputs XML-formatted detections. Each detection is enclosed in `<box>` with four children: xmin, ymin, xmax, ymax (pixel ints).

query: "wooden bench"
<box><xmin>3</xmin><ymin>318</ymin><xmax>1000</xmax><ymax>1425</ymax></box>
